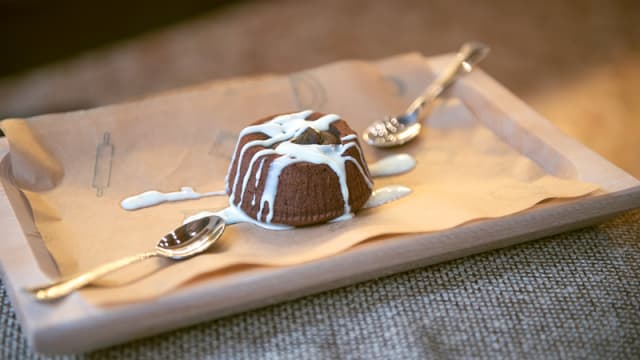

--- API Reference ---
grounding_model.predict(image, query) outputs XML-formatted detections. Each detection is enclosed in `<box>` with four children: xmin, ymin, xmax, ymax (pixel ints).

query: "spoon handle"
<box><xmin>406</xmin><ymin>41</ymin><xmax>490</xmax><ymax>115</ymax></box>
<box><xmin>26</xmin><ymin>251</ymin><xmax>159</xmax><ymax>301</ymax></box>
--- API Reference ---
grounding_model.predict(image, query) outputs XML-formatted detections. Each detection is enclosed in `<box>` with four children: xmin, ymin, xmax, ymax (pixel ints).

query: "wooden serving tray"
<box><xmin>1</xmin><ymin>56</ymin><xmax>639</xmax><ymax>354</ymax></box>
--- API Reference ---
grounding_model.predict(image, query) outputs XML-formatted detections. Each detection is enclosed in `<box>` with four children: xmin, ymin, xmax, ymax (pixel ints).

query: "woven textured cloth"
<box><xmin>2</xmin><ymin>209</ymin><xmax>639</xmax><ymax>359</ymax></box>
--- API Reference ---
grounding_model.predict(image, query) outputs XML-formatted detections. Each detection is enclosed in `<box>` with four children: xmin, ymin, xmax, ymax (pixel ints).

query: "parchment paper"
<box><xmin>0</xmin><ymin>53</ymin><xmax>597</xmax><ymax>305</ymax></box>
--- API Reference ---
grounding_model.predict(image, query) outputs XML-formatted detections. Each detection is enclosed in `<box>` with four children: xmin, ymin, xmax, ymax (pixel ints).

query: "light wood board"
<box><xmin>0</xmin><ymin>57</ymin><xmax>638</xmax><ymax>354</ymax></box>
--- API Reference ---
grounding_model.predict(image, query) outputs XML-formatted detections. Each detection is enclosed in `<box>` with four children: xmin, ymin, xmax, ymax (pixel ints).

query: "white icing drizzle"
<box><xmin>340</xmin><ymin>134</ymin><xmax>357</xmax><ymax>142</ymax></box>
<box><xmin>184</xmin><ymin>206</ymin><xmax>292</xmax><ymax>231</ymax></box>
<box><xmin>254</xmin><ymin>158</ymin><xmax>266</xmax><ymax>188</ymax></box>
<box><xmin>368</xmin><ymin>154</ymin><xmax>416</xmax><ymax>177</ymax></box>
<box><xmin>328</xmin><ymin>212</ymin><xmax>355</xmax><ymax>223</ymax></box>
<box><xmin>121</xmin><ymin>149</ymin><xmax>413</xmax><ymax>215</ymax></box>
<box><xmin>362</xmin><ymin>185</ymin><xmax>412</xmax><ymax>209</ymax></box>
<box><xmin>184</xmin><ymin>184</ymin><xmax>410</xmax><ymax>230</ymax></box>
<box><xmin>121</xmin><ymin>114</ymin><xmax>416</xmax><ymax>224</ymax></box>
<box><xmin>226</xmin><ymin>110</ymin><xmax>373</xmax><ymax>225</ymax></box>
<box><xmin>120</xmin><ymin>187</ymin><xmax>225</xmax><ymax>211</ymax></box>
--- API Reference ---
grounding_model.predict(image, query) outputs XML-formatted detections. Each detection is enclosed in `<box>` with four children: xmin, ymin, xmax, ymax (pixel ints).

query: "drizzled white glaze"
<box><xmin>184</xmin><ymin>184</ymin><xmax>410</xmax><ymax>230</ymax></box>
<box><xmin>362</xmin><ymin>185</ymin><xmax>412</xmax><ymax>209</ymax></box>
<box><xmin>121</xmin><ymin>187</ymin><xmax>225</xmax><ymax>211</ymax></box>
<box><xmin>226</xmin><ymin>110</ymin><xmax>373</xmax><ymax>224</ymax></box>
<box><xmin>122</xmin><ymin>112</ymin><xmax>416</xmax><ymax>224</ymax></box>
<box><xmin>368</xmin><ymin>154</ymin><xmax>416</xmax><ymax>177</ymax></box>
<box><xmin>184</xmin><ymin>206</ymin><xmax>292</xmax><ymax>231</ymax></box>
<box><xmin>251</xmin><ymin>158</ymin><xmax>266</xmax><ymax>206</ymax></box>
<box><xmin>121</xmin><ymin>152</ymin><xmax>413</xmax><ymax>213</ymax></box>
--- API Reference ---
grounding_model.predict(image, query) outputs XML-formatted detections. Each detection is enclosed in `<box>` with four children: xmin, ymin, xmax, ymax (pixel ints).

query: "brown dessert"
<box><xmin>225</xmin><ymin>110</ymin><xmax>373</xmax><ymax>226</ymax></box>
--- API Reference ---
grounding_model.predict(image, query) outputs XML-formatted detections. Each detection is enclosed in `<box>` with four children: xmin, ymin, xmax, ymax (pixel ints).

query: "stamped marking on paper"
<box><xmin>384</xmin><ymin>75</ymin><xmax>408</xmax><ymax>97</ymax></box>
<box><xmin>289</xmin><ymin>72</ymin><xmax>328</xmax><ymax>111</ymax></box>
<box><xmin>208</xmin><ymin>130</ymin><xmax>238</xmax><ymax>159</ymax></box>
<box><xmin>92</xmin><ymin>132</ymin><xmax>114</xmax><ymax>197</ymax></box>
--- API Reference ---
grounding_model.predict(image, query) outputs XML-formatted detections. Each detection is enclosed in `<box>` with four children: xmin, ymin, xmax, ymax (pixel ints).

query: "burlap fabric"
<box><xmin>2</xmin><ymin>209</ymin><xmax>638</xmax><ymax>359</ymax></box>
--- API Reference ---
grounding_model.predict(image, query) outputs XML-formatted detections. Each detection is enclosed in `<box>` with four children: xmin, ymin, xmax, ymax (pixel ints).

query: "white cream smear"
<box><xmin>121</xmin><ymin>187</ymin><xmax>225</xmax><ymax>211</ymax></box>
<box><xmin>121</xmin><ymin>149</ymin><xmax>414</xmax><ymax>212</ymax></box>
<box><xmin>184</xmin><ymin>206</ymin><xmax>293</xmax><ymax>231</ymax></box>
<box><xmin>184</xmin><ymin>184</ymin><xmax>411</xmax><ymax>230</ymax></box>
<box><xmin>362</xmin><ymin>185</ymin><xmax>412</xmax><ymax>209</ymax></box>
<box><xmin>121</xmin><ymin>155</ymin><xmax>414</xmax><ymax>213</ymax></box>
<box><xmin>121</xmin><ymin>151</ymin><xmax>415</xmax><ymax>211</ymax></box>
<box><xmin>368</xmin><ymin>154</ymin><xmax>416</xmax><ymax>177</ymax></box>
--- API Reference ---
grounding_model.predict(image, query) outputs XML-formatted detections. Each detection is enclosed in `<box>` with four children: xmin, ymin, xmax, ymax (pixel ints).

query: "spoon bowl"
<box><xmin>28</xmin><ymin>215</ymin><xmax>226</xmax><ymax>301</ymax></box>
<box><xmin>363</xmin><ymin>41</ymin><xmax>490</xmax><ymax>148</ymax></box>
<box><xmin>157</xmin><ymin>215</ymin><xmax>226</xmax><ymax>259</ymax></box>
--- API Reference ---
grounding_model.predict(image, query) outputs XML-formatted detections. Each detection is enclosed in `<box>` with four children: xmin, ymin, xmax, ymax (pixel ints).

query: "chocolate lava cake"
<box><xmin>225</xmin><ymin>110</ymin><xmax>373</xmax><ymax>226</ymax></box>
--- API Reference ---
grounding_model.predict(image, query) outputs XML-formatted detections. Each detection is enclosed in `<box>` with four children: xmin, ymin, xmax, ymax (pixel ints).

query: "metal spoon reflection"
<box><xmin>27</xmin><ymin>215</ymin><xmax>226</xmax><ymax>301</ymax></box>
<box><xmin>363</xmin><ymin>41</ymin><xmax>490</xmax><ymax>148</ymax></box>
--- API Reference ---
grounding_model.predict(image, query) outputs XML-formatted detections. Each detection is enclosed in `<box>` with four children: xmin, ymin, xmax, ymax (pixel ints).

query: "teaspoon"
<box><xmin>27</xmin><ymin>215</ymin><xmax>226</xmax><ymax>301</ymax></box>
<box><xmin>363</xmin><ymin>41</ymin><xmax>490</xmax><ymax>148</ymax></box>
